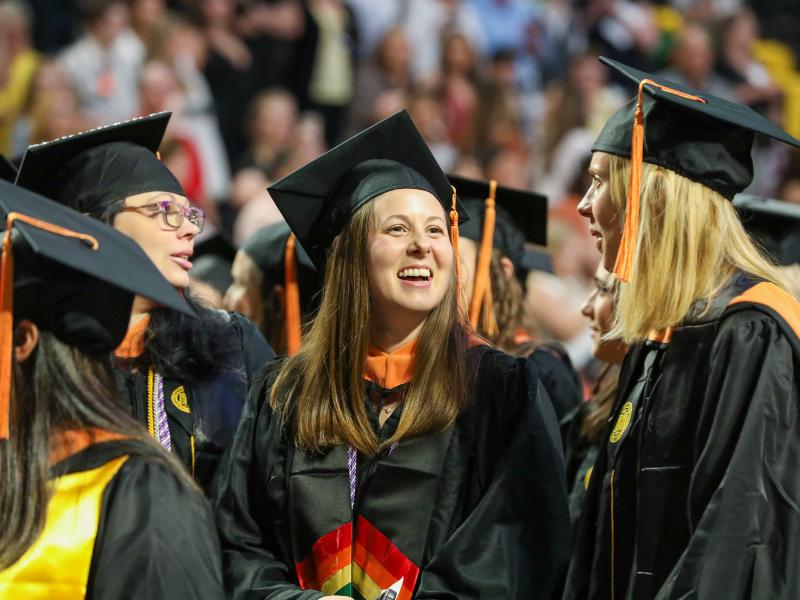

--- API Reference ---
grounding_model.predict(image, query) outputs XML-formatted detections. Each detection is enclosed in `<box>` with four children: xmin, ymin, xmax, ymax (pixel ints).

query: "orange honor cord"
<box><xmin>284</xmin><ymin>234</ymin><xmax>302</xmax><ymax>356</ymax></box>
<box><xmin>449</xmin><ymin>185</ymin><xmax>462</xmax><ymax>310</ymax></box>
<box><xmin>0</xmin><ymin>212</ymin><xmax>99</xmax><ymax>439</ymax></box>
<box><xmin>613</xmin><ymin>79</ymin><xmax>707</xmax><ymax>283</ymax></box>
<box><xmin>468</xmin><ymin>180</ymin><xmax>499</xmax><ymax>337</ymax></box>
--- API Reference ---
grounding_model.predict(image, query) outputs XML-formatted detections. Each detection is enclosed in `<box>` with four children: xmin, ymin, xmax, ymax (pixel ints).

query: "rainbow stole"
<box><xmin>289</xmin><ymin>427</ymin><xmax>454</xmax><ymax>600</ymax></box>
<box><xmin>296</xmin><ymin>516</ymin><xmax>418</xmax><ymax>600</ymax></box>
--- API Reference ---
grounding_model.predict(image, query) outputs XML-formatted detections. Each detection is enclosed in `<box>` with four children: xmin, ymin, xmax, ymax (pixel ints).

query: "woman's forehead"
<box><xmin>372</xmin><ymin>188</ymin><xmax>446</xmax><ymax>220</ymax></box>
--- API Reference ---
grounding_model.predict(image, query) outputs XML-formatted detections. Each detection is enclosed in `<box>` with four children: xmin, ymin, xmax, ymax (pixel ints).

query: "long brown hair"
<box><xmin>477</xmin><ymin>248</ymin><xmax>526</xmax><ymax>351</ymax></box>
<box><xmin>270</xmin><ymin>199</ymin><xmax>473</xmax><ymax>456</ymax></box>
<box><xmin>0</xmin><ymin>329</ymin><xmax>194</xmax><ymax>569</ymax></box>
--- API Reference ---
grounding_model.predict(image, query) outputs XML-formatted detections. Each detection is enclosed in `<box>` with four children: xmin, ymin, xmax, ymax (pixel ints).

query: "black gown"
<box><xmin>50</xmin><ymin>439</ymin><xmax>225</xmax><ymax>599</ymax></box>
<box><xmin>564</xmin><ymin>273</ymin><xmax>800</xmax><ymax>600</ymax></box>
<box><xmin>212</xmin><ymin>344</ymin><xmax>571</xmax><ymax>600</ymax></box>
<box><xmin>115</xmin><ymin>311</ymin><xmax>274</xmax><ymax>491</ymax></box>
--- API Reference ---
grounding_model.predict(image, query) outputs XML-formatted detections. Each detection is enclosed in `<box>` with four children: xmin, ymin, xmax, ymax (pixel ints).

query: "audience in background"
<box><xmin>3</xmin><ymin>0</ymin><xmax>799</xmax><ymax>388</ymax></box>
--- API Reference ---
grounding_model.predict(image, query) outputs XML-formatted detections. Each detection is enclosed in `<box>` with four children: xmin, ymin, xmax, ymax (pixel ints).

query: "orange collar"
<box><xmin>115</xmin><ymin>314</ymin><xmax>150</xmax><ymax>359</ymax></box>
<box><xmin>364</xmin><ymin>339</ymin><xmax>417</xmax><ymax>389</ymax></box>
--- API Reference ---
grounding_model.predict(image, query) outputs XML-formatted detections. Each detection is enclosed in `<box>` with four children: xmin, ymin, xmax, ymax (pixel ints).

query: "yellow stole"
<box><xmin>0</xmin><ymin>455</ymin><xmax>129</xmax><ymax>599</ymax></box>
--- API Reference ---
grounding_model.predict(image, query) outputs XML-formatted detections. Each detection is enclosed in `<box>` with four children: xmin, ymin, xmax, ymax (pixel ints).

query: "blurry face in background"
<box><xmin>90</xmin><ymin>1</ymin><xmax>129</xmax><ymax>46</ymax></box>
<box><xmin>367</xmin><ymin>189</ymin><xmax>453</xmax><ymax>323</ymax></box>
<box><xmin>252</xmin><ymin>93</ymin><xmax>298</xmax><ymax>148</ymax></box>
<box><xmin>577</xmin><ymin>151</ymin><xmax>621</xmax><ymax>272</ymax></box>
<box><xmin>138</xmin><ymin>61</ymin><xmax>181</xmax><ymax>113</ymax></box>
<box><xmin>202</xmin><ymin>0</ymin><xmax>235</xmax><ymax>25</ymax></box>
<box><xmin>672</xmin><ymin>24</ymin><xmax>714</xmax><ymax>85</ymax></box>
<box><xmin>443</xmin><ymin>34</ymin><xmax>474</xmax><ymax>76</ymax></box>
<box><xmin>581</xmin><ymin>263</ymin><xmax>627</xmax><ymax>364</ymax></box>
<box><xmin>31</xmin><ymin>89</ymin><xmax>84</xmax><ymax>143</ymax></box>
<box><xmin>130</xmin><ymin>0</ymin><xmax>166</xmax><ymax>32</ymax></box>
<box><xmin>378</xmin><ymin>27</ymin><xmax>411</xmax><ymax>74</ymax></box>
<box><xmin>225</xmin><ymin>250</ymin><xmax>263</xmax><ymax>327</ymax></box>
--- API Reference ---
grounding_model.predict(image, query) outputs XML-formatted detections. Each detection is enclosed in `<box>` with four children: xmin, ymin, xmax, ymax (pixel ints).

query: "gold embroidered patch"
<box><xmin>583</xmin><ymin>466</ymin><xmax>593</xmax><ymax>490</ymax></box>
<box><xmin>609</xmin><ymin>401</ymin><xmax>633</xmax><ymax>443</ymax></box>
<box><xmin>171</xmin><ymin>386</ymin><xmax>190</xmax><ymax>413</ymax></box>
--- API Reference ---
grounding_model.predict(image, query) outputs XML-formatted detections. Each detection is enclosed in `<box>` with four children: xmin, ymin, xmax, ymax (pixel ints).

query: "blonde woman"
<box><xmin>566</xmin><ymin>59</ymin><xmax>800</xmax><ymax>600</ymax></box>
<box><xmin>561</xmin><ymin>261</ymin><xmax>627</xmax><ymax>526</ymax></box>
<box><xmin>212</xmin><ymin>112</ymin><xmax>571</xmax><ymax>600</ymax></box>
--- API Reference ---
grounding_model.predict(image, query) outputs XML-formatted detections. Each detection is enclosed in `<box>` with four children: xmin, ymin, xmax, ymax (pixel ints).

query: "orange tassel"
<box><xmin>449</xmin><ymin>185</ymin><xmax>462</xmax><ymax>310</ymax></box>
<box><xmin>469</xmin><ymin>180</ymin><xmax>498</xmax><ymax>338</ymax></box>
<box><xmin>613</xmin><ymin>79</ymin><xmax>706</xmax><ymax>283</ymax></box>
<box><xmin>0</xmin><ymin>212</ymin><xmax>99</xmax><ymax>439</ymax></box>
<box><xmin>284</xmin><ymin>234</ymin><xmax>301</xmax><ymax>356</ymax></box>
<box><xmin>0</xmin><ymin>228</ymin><xmax>14</xmax><ymax>439</ymax></box>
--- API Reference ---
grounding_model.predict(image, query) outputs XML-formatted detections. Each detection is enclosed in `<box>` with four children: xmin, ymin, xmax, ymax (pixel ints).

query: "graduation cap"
<box><xmin>520</xmin><ymin>245</ymin><xmax>554</xmax><ymax>274</ymax></box>
<box><xmin>448</xmin><ymin>175</ymin><xmax>547</xmax><ymax>334</ymax></box>
<box><xmin>734</xmin><ymin>194</ymin><xmax>800</xmax><ymax>265</ymax></box>
<box><xmin>0</xmin><ymin>155</ymin><xmax>17</xmax><ymax>183</ymax></box>
<box><xmin>452</xmin><ymin>175</ymin><xmax>547</xmax><ymax>266</ymax></box>
<box><xmin>241</xmin><ymin>222</ymin><xmax>320</xmax><ymax>354</ymax></box>
<box><xmin>15</xmin><ymin>111</ymin><xmax>184</xmax><ymax>214</ymax></box>
<box><xmin>267</xmin><ymin>110</ymin><xmax>469</xmax><ymax>271</ymax></box>
<box><xmin>0</xmin><ymin>179</ymin><xmax>192</xmax><ymax>438</ymax></box>
<box><xmin>593</xmin><ymin>57</ymin><xmax>800</xmax><ymax>282</ymax></box>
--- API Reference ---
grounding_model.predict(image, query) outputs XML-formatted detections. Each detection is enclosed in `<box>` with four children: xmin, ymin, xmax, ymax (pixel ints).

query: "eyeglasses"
<box><xmin>121</xmin><ymin>199</ymin><xmax>206</xmax><ymax>233</ymax></box>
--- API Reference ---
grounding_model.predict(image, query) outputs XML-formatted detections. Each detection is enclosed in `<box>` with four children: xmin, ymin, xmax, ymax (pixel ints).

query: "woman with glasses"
<box><xmin>15</xmin><ymin>112</ymin><xmax>274</xmax><ymax>492</ymax></box>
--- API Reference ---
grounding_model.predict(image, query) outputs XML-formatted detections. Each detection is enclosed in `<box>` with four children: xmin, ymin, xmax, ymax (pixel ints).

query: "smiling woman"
<box><xmin>212</xmin><ymin>111</ymin><xmax>571</xmax><ymax>600</ymax></box>
<box><xmin>14</xmin><ymin>112</ymin><xmax>274</xmax><ymax>492</ymax></box>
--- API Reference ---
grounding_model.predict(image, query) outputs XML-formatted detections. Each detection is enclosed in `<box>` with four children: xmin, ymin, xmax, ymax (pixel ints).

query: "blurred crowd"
<box><xmin>3</xmin><ymin>0</ymin><xmax>800</xmax><ymax>380</ymax></box>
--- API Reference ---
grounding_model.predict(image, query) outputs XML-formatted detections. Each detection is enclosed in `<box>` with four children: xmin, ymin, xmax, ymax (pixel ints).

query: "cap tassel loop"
<box><xmin>284</xmin><ymin>234</ymin><xmax>302</xmax><ymax>356</ymax></box>
<box><xmin>469</xmin><ymin>180</ymin><xmax>499</xmax><ymax>337</ymax></box>
<box><xmin>0</xmin><ymin>212</ymin><xmax>99</xmax><ymax>439</ymax></box>
<box><xmin>613</xmin><ymin>79</ymin><xmax>707</xmax><ymax>283</ymax></box>
<box><xmin>449</xmin><ymin>185</ymin><xmax>463</xmax><ymax>309</ymax></box>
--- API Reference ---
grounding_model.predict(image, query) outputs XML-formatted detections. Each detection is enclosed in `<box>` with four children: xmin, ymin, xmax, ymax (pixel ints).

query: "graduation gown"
<box><xmin>115</xmin><ymin>311</ymin><xmax>274</xmax><ymax>491</ymax></box>
<box><xmin>212</xmin><ymin>344</ymin><xmax>571</xmax><ymax>600</ymax></box>
<box><xmin>0</xmin><ymin>438</ymin><xmax>224</xmax><ymax>599</ymax></box>
<box><xmin>564</xmin><ymin>274</ymin><xmax>800</xmax><ymax>600</ymax></box>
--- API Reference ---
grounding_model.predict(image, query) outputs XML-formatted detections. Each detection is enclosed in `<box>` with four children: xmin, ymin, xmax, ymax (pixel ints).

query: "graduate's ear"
<box><xmin>14</xmin><ymin>320</ymin><xmax>39</xmax><ymax>363</ymax></box>
<box><xmin>500</xmin><ymin>256</ymin><xmax>514</xmax><ymax>280</ymax></box>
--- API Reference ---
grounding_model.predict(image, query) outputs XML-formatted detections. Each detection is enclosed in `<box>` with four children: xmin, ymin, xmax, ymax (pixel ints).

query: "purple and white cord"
<box><xmin>153</xmin><ymin>373</ymin><xmax>172</xmax><ymax>452</ymax></box>
<box><xmin>347</xmin><ymin>442</ymin><xmax>398</xmax><ymax>511</ymax></box>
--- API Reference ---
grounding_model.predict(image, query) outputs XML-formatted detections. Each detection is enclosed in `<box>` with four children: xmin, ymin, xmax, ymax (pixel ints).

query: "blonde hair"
<box><xmin>607</xmin><ymin>154</ymin><xmax>798</xmax><ymax>342</ymax></box>
<box><xmin>270</xmin><ymin>199</ymin><xmax>473</xmax><ymax>456</ymax></box>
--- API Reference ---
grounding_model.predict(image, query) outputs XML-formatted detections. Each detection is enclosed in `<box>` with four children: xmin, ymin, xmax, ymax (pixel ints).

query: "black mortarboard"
<box><xmin>15</xmin><ymin>112</ymin><xmax>184</xmax><ymax>213</ymax></box>
<box><xmin>268</xmin><ymin>111</ymin><xmax>469</xmax><ymax>268</ymax></box>
<box><xmin>450</xmin><ymin>175</ymin><xmax>547</xmax><ymax>269</ymax></box>
<box><xmin>0</xmin><ymin>156</ymin><xmax>17</xmax><ymax>183</ymax></box>
<box><xmin>593</xmin><ymin>57</ymin><xmax>800</xmax><ymax>200</ymax></box>
<box><xmin>193</xmin><ymin>226</ymin><xmax>238</xmax><ymax>263</ymax></box>
<box><xmin>734</xmin><ymin>194</ymin><xmax>800</xmax><ymax>265</ymax></box>
<box><xmin>593</xmin><ymin>57</ymin><xmax>800</xmax><ymax>282</ymax></box>
<box><xmin>241</xmin><ymin>222</ymin><xmax>319</xmax><ymax>301</ymax></box>
<box><xmin>0</xmin><ymin>179</ymin><xmax>192</xmax><ymax>437</ymax></box>
<box><xmin>520</xmin><ymin>245</ymin><xmax>554</xmax><ymax>274</ymax></box>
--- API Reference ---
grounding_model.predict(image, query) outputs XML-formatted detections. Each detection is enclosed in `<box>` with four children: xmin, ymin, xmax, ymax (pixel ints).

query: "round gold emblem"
<box><xmin>171</xmin><ymin>386</ymin><xmax>190</xmax><ymax>413</ymax></box>
<box><xmin>609</xmin><ymin>401</ymin><xmax>633</xmax><ymax>443</ymax></box>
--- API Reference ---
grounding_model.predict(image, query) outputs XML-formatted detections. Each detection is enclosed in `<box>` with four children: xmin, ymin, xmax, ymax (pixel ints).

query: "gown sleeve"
<box><xmin>87</xmin><ymin>457</ymin><xmax>225</xmax><ymax>600</ymax></box>
<box><xmin>415</xmin><ymin>354</ymin><xmax>572</xmax><ymax>600</ymax></box>
<box><xmin>655</xmin><ymin>310</ymin><xmax>800</xmax><ymax>600</ymax></box>
<box><xmin>211</xmin><ymin>365</ymin><xmax>325</xmax><ymax>600</ymax></box>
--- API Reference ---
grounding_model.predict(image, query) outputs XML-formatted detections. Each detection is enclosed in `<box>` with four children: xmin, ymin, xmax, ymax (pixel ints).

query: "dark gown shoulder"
<box><xmin>54</xmin><ymin>440</ymin><xmax>225</xmax><ymax>600</ymax></box>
